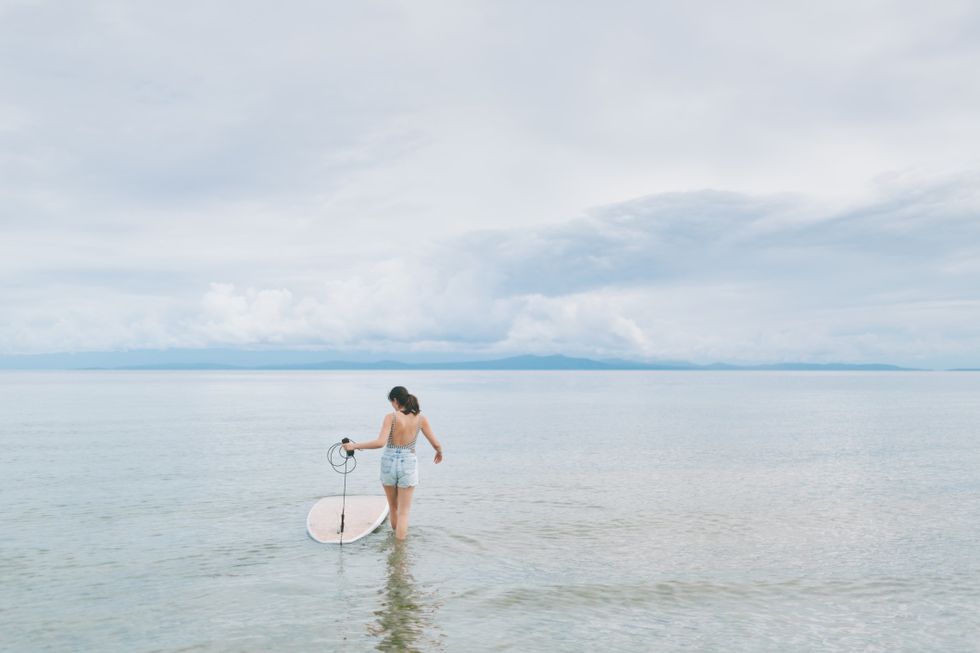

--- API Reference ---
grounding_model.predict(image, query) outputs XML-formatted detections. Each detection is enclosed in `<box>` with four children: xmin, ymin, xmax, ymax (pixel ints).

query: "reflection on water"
<box><xmin>369</xmin><ymin>537</ymin><xmax>443</xmax><ymax>652</ymax></box>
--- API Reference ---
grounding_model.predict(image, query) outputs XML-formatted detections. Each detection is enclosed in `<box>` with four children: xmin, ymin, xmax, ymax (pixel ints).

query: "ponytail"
<box><xmin>388</xmin><ymin>385</ymin><xmax>420</xmax><ymax>415</ymax></box>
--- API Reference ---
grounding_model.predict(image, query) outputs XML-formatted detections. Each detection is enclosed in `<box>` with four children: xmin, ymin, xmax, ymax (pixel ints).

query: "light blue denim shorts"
<box><xmin>380</xmin><ymin>448</ymin><xmax>419</xmax><ymax>488</ymax></box>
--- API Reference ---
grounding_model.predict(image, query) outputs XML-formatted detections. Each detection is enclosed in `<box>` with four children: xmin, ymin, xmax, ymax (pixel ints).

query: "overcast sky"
<box><xmin>2</xmin><ymin>0</ymin><xmax>979</xmax><ymax>366</ymax></box>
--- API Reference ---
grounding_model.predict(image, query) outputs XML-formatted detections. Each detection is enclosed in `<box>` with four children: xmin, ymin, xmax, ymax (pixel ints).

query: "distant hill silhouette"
<box><xmin>0</xmin><ymin>349</ymin><xmax>940</xmax><ymax>370</ymax></box>
<box><xmin>0</xmin><ymin>351</ymin><xmax>926</xmax><ymax>371</ymax></box>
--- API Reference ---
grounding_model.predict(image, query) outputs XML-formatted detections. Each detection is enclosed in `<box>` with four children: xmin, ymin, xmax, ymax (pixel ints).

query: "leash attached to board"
<box><xmin>326</xmin><ymin>438</ymin><xmax>356</xmax><ymax>545</ymax></box>
<box><xmin>307</xmin><ymin>441</ymin><xmax>388</xmax><ymax>545</ymax></box>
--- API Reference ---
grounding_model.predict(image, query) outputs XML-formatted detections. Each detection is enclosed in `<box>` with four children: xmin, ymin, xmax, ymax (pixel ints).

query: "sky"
<box><xmin>2</xmin><ymin>0</ymin><xmax>979</xmax><ymax>367</ymax></box>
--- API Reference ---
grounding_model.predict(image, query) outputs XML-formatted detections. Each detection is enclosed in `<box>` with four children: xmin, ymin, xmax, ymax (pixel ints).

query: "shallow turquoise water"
<box><xmin>1</xmin><ymin>371</ymin><xmax>979</xmax><ymax>652</ymax></box>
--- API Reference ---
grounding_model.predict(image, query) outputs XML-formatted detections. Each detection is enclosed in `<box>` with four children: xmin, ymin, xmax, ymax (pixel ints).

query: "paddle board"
<box><xmin>307</xmin><ymin>495</ymin><xmax>390</xmax><ymax>544</ymax></box>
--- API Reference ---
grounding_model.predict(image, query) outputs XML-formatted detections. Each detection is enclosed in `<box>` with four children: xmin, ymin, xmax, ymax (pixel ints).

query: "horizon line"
<box><xmin>0</xmin><ymin>350</ymin><xmax>967</xmax><ymax>371</ymax></box>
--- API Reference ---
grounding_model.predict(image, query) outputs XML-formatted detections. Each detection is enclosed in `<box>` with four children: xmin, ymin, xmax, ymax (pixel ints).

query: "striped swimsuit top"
<box><xmin>386</xmin><ymin>412</ymin><xmax>421</xmax><ymax>452</ymax></box>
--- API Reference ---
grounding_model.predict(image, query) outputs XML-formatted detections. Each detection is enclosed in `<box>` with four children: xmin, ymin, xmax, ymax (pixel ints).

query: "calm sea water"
<box><xmin>1</xmin><ymin>371</ymin><xmax>979</xmax><ymax>652</ymax></box>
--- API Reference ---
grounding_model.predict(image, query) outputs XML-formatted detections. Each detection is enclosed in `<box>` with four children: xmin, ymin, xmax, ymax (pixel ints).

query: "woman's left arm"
<box><xmin>419</xmin><ymin>415</ymin><xmax>444</xmax><ymax>464</ymax></box>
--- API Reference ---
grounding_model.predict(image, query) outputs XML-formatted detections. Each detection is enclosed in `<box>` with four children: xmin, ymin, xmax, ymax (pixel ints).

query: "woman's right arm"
<box><xmin>344</xmin><ymin>414</ymin><xmax>391</xmax><ymax>451</ymax></box>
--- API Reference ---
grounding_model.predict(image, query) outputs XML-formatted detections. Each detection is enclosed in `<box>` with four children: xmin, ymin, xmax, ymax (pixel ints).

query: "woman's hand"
<box><xmin>342</xmin><ymin>442</ymin><xmax>356</xmax><ymax>453</ymax></box>
<box><xmin>434</xmin><ymin>449</ymin><xmax>443</xmax><ymax>464</ymax></box>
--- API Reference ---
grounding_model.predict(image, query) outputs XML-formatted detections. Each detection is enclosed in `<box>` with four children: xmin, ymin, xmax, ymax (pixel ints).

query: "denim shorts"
<box><xmin>380</xmin><ymin>448</ymin><xmax>419</xmax><ymax>488</ymax></box>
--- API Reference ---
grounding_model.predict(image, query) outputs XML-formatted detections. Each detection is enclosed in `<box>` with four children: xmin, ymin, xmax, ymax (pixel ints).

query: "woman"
<box><xmin>343</xmin><ymin>386</ymin><xmax>443</xmax><ymax>540</ymax></box>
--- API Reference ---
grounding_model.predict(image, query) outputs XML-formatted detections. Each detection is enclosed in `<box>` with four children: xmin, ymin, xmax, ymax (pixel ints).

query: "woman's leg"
<box><xmin>383</xmin><ymin>484</ymin><xmax>399</xmax><ymax>532</ymax></box>
<box><xmin>394</xmin><ymin>486</ymin><xmax>415</xmax><ymax>540</ymax></box>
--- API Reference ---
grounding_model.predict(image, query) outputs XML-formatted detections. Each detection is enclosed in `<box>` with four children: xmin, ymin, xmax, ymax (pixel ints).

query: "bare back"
<box><xmin>387</xmin><ymin>411</ymin><xmax>422</xmax><ymax>449</ymax></box>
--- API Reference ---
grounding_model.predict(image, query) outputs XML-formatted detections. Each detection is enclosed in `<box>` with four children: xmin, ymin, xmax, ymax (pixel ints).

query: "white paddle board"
<box><xmin>307</xmin><ymin>495</ymin><xmax>390</xmax><ymax>544</ymax></box>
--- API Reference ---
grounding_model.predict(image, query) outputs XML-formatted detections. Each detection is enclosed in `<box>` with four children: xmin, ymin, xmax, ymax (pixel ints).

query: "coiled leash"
<box><xmin>326</xmin><ymin>437</ymin><xmax>356</xmax><ymax>545</ymax></box>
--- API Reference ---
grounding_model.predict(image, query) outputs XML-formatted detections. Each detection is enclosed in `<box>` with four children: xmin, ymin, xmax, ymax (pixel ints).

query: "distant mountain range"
<box><xmin>106</xmin><ymin>355</ymin><xmax>920</xmax><ymax>371</ymax></box>
<box><xmin>0</xmin><ymin>350</ymin><xmax>938</xmax><ymax>371</ymax></box>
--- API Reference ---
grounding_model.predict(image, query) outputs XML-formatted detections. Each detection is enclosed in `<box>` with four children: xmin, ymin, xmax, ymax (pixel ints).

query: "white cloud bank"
<box><xmin>2</xmin><ymin>1</ymin><xmax>980</xmax><ymax>366</ymax></box>
<box><xmin>4</xmin><ymin>175</ymin><xmax>978</xmax><ymax>367</ymax></box>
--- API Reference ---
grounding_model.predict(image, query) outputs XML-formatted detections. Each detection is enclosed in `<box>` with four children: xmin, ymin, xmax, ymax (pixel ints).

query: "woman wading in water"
<box><xmin>343</xmin><ymin>386</ymin><xmax>443</xmax><ymax>540</ymax></box>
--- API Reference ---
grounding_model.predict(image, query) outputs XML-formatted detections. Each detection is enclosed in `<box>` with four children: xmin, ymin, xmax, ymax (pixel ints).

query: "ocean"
<box><xmin>2</xmin><ymin>370</ymin><xmax>978</xmax><ymax>652</ymax></box>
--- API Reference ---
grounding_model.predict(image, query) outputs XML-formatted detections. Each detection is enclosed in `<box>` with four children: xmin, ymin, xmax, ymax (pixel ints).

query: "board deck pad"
<box><xmin>307</xmin><ymin>495</ymin><xmax>390</xmax><ymax>544</ymax></box>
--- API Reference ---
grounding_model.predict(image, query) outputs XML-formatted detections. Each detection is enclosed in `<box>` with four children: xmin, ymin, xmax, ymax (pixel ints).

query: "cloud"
<box><xmin>7</xmin><ymin>174</ymin><xmax>975</xmax><ymax>366</ymax></box>
<box><xmin>4</xmin><ymin>0</ymin><xmax>980</xmax><ymax>234</ymax></box>
<box><xmin>3</xmin><ymin>2</ymin><xmax>980</xmax><ymax>365</ymax></box>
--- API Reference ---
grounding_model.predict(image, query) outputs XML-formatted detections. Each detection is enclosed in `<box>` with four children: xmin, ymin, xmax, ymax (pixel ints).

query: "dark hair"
<box><xmin>388</xmin><ymin>386</ymin><xmax>420</xmax><ymax>415</ymax></box>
